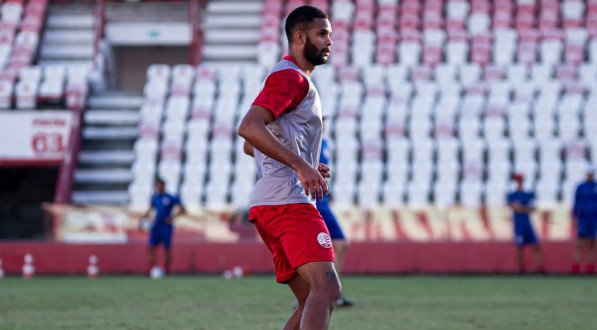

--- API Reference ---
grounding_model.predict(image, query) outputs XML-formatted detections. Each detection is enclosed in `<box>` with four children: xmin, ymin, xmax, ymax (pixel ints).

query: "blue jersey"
<box><xmin>507</xmin><ymin>190</ymin><xmax>538</xmax><ymax>246</ymax></box>
<box><xmin>573</xmin><ymin>181</ymin><xmax>597</xmax><ymax>219</ymax></box>
<box><xmin>317</xmin><ymin>137</ymin><xmax>331</xmax><ymax>203</ymax></box>
<box><xmin>507</xmin><ymin>191</ymin><xmax>535</xmax><ymax>224</ymax></box>
<box><xmin>316</xmin><ymin>137</ymin><xmax>345</xmax><ymax>240</ymax></box>
<box><xmin>320</xmin><ymin>137</ymin><xmax>330</xmax><ymax>165</ymax></box>
<box><xmin>151</xmin><ymin>193</ymin><xmax>181</xmax><ymax>227</ymax></box>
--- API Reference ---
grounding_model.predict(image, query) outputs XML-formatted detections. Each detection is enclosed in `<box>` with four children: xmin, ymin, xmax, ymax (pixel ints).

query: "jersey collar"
<box><xmin>283</xmin><ymin>55</ymin><xmax>307</xmax><ymax>73</ymax></box>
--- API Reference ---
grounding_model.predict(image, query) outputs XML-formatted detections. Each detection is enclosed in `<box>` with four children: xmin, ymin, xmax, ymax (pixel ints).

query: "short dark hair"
<box><xmin>155</xmin><ymin>178</ymin><xmax>165</xmax><ymax>185</ymax></box>
<box><xmin>285</xmin><ymin>5</ymin><xmax>328</xmax><ymax>43</ymax></box>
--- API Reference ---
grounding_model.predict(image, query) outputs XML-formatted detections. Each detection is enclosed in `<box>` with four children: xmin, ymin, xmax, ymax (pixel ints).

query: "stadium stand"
<box><xmin>203</xmin><ymin>0</ymin><xmax>263</xmax><ymax>65</ymax></box>
<box><xmin>2</xmin><ymin>0</ymin><xmax>595</xmax><ymax>275</ymax></box>
<box><xmin>0</xmin><ymin>0</ymin><xmax>89</xmax><ymax>111</ymax></box>
<box><xmin>0</xmin><ymin>0</ymin><xmax>589</xmax><ymax>242</ymax></box>
<box><xmin>118</xmin><ymin>0</ymin><xmax>597</xmax><ymax>217</ymax></box>
<box><xmin>128</xmin><ymin>63</ymin><xmax>261</xmax><ymax>212</ymax></box>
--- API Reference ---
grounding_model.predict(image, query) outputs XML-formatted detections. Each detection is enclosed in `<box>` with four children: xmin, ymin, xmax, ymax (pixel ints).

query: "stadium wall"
<box><xmin>0</xmin><ymin>241</ymin><xmax>576</xmax><ymax>275</ymax></box>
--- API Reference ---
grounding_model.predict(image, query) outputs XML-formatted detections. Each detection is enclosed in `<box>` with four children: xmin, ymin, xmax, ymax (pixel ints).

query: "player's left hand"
<box><xmin>318</xmin><ymin>163</ymin><xmax>331</xmax><ymax>179</ymax></box>
<box><xmin>164</xmin><ymin>217</ymin><xmax>172</xmax><ymax>225</ymax></box>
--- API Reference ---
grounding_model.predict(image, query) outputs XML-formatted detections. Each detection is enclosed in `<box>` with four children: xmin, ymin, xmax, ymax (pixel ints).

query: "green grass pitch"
<box><xmin>1</xmin><ymin>275</ymin><xmax>595</xmax><ymax>329</ymax></box>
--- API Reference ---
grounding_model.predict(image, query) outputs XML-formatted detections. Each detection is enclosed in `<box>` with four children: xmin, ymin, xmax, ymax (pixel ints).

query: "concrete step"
<box><xmin>201</xmin><ymin>60</ymin><xmax>257</xmax><ymax>67</ymax></box>
<box><xmin>206</xmin><ymin>1</ymin><xmax>263</xmax><ymax>14</ymax></box>
<box><xmin>44</xmin><ymin>30</ymin><xmax>94</xmax><ymax>44</ymax></box>
<box><xmin>40</xmin><ymin>44</ymin><xmax>93</xmax><ymax>59</ymax></box>
<box><xmin>46</xmin><ymin>15</ymin><xmax>94</xmax><ymax>29</ymax></box>
<box><xmin>204</xmin><ymin>15</ymin><xmax>261</xmax><ymax>29</ymax></box>
<box><xmin>78</xmin><ymin>150</ymin><xmax>136</xmax><ymax>165</ymax></box>
<box><xmin>82</xmin><ymin>140</ymin><xmax>135</xmax><ymax>151</ymax></box>
<box><xmin>88</xmin><ymin>95</ymin><xmax>144</xmax><ymax>109</ymax></box>
<box><xmin>202</xmin><ymin>45</ymin><xmax>258</xmax><ymax>60</ymax></box>
<box><xmin>83</xmin><ymin>127</ymin><xmax>138</xmax><ymax>140</ymax></box>
<box><xmin>204</xmin><ymin>29</ymin><xmax>260</xmax><ymax>44</ymax></box>
<box><xmin>38</xmin><ymin>60</ymin><xmax>93</xmax><ymax>70</ymax></box>
<box><xmin>49</xmin><ymin>3</ymin><xmax>94</xmax><ymax>16</ymax></box>
<box><xmin>84</xmin><ymin>110</ymin><xmax>140</xmax><ymax>125</ymax></box>
<box><xmin>105</xmin><ymin>1</ymin><xmax>188</xmax><ymax>22</ymax></box>
<box><xmin>74</xmin><ymin>169</ymin><xmax>133</xmax><ymax>184</ymax></box>
<box><xmin>71</xmin><ymin>190</ymin><xmax>129</xmax><ymax>205</ymax></box>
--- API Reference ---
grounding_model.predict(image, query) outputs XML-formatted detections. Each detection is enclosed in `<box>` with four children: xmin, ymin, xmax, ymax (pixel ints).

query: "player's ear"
<box><xmin>294</xmin><ymin>30</ymin><xmax>306</xmax><ymax>46</ymax></box>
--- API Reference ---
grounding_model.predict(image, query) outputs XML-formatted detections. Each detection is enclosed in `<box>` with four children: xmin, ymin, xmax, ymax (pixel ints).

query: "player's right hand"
<box><xmin>294</xmin><ymin>160</ymin><xmax>329</xmax><ymax>200</ymax></box>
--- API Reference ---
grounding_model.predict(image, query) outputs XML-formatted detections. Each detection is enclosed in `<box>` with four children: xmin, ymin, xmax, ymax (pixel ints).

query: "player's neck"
<box><xmin>288</xmin><ymin>50</ymin><xmax>314</xmax><ymax>75</ymax></box>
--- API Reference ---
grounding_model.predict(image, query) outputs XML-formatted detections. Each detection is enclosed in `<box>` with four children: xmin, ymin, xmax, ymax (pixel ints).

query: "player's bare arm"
<box><xmin>173</xmin><ymin>204</ymin><xmax>187</xmax><ymax>218</ymax></box>
<box><xmin>243</xmin><ymin>141</ymin><xmax>254</xmax><ymax>157</ymax></box>
<box><xmin>135</xmin><ymin>207</ymin><xmax>153</xmax><ymax>230</ymax></box>
<box><xmin>513</xmin><ymin>202</ymin><xmax>533</xmax><ymax>214</ymax></box>
<box><xmin>510</xmin><ymin>202</ymin><xmax>519</xmax><ymax>213</ymax></box>
<box><xmin>163</xmin><ymin>204</ymin><xmax>187</xmax><ymax>225</ymax></box>
<box><xmin>238</xmin><ymin>105</ymin><xmax>328</xmax><ymax>200</ymax></box>
<box><xmin>139</xmin><ymin>207</ymin><xmax>152</xmax><ymax>222</ymax></box>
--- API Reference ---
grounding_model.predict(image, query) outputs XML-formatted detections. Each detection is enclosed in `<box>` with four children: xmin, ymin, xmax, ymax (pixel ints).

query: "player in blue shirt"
<box><xmin>317</xmin><ymin>125</ymin><xmax>353</xmax><ymax>307</ymax></box>
<box><xmin>140</xmin><ymin>178</ymin><xmax>186</xmax><ymax>275</ymax></box>
<box><xmin>506</xmin><ymin>174</ymin><xmax>545</xmax><ymax>274</ymax></box>
<box><xmin>571</xmin><ymin>166</ymin><xmax>597</xmax><ymax>274</ymax></box>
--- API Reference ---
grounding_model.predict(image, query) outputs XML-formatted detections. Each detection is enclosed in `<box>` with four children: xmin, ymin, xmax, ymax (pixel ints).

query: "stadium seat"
<box><xmin>38</xmin><ymin>65</ymin><xmax>65</xmax><ymax>100</ymax></box>
<box><xmin>1</xmin><ymin>2</ymin><xmax>23</xmax><ymax>25</ymax></box>
<box><xmin>116</xmin><ymin>0</ymin><xmax>597</xmax><ymax>219</ymax></box>
<box><xmin>15</xmin><ymin>79</ymin><xmax>37</xmax><ymax>109</ymax></box>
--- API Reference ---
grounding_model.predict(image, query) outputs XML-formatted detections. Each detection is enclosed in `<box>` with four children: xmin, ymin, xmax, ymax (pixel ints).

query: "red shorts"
<box><xmin>249</xmin><ymin>203</ymin><xmax>335</xmax><ymax>283</ymax></box>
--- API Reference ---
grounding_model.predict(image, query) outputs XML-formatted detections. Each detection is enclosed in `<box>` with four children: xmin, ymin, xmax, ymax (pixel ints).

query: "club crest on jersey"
<box><xmin>162</xmin><ymin>197</ymin><xmax>170</xmax><ymax>205</ymax></box>
<box><xmin>317</xmin><ymin>232</ymin><xmax>332</xmax><ymax>249</ymax></box>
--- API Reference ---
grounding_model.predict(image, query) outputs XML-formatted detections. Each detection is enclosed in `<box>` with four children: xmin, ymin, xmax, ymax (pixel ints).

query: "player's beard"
<box><xmin>304</xmin><ymin>36</ymin><xmax>328</xmax><ymax>66</ymax></box>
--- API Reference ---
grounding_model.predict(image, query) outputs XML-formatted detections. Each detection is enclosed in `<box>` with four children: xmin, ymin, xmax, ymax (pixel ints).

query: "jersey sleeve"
<box><xmin>573</xmin><ymin>185</ymin><xmax>581</xmax><ymax>217</ymax></box>
<box><xmin>506</xmin><ymin>193</ymin><xmax>514</xmax><ymax>205</ymax></box>
<box><xmin>173</xmin><ymin>195</ymin><xmax>182</xmax><ymax>206</ymax></box>
<box><xmin>319</xmin><ymin>139</ymin><xmax>329</xmax><ymax>165</ymax></box>
<box><xmin>252</xmin><ymin>69</ymin><xmax>309</xmax><ymax>119</ymax></box>
<box><xmin>150</xmin><ymin>196</ymin><xmax>158</xmax><ymax>208</ymax></box>
<box><xmin>528</xmin><ymin>192</ymin><xmax>536</xmax><ymax>207</ymax></box>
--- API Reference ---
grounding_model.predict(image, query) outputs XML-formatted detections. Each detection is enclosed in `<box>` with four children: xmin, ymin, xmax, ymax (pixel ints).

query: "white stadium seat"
<box><xmin>116</xmin><ymin>1</ymin><xmax>597</xmax><ymax>226</ymax></box>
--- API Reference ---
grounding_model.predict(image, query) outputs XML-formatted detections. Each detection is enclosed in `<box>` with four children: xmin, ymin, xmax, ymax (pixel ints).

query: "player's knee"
<box><xmin>325</xmin><ymin>277</ymin><xmax>342</xmax><ymax>303</ymax></box>
<box><xmin>310</xmin><ymin>276</ymin><xmax>341</xmax><ymax>302</ymax></box>
<box><xmin>333</xmin><ymin>280</ymin><xmax>342</xmax><ymax>300</ymax></box>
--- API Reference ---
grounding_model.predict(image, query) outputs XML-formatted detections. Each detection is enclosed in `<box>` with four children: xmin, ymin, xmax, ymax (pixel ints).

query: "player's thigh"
<box><xmin>588</xmin><ymin>220</ymin><xmax>597</xmax><ymax>240</ymax></box>
<box><xmin>162</xmin><ymin>231</ymin><xmax>173</xmax><ymax>249</ymax></box>
<box><xmin>577</xmin><ymin>218</ymin><xmax>594</xmax><ymax>239</ymax></box>
<box><xmin>296</xmin><ymin>261</ymin><xmax>341</xmax><ymax>295</ymax></box>
<box><xmin>149</xmin><ymin>230</ymin><xmax>161</xmax><ymax>246</ymax></box>
<box><xmin>524</xmin><ymin>226</ymin><xmax>539</xmax><ymax>244</ymax></box>
<box><xmin>254</xmin><ymin>217</ymin><xmax>297</xmax><ymax>283</ymax></box>
<box><xmin>288</xmin><ymin>274</ymin><xmax>310</xmax><ymax>303</ymax></box>
<box><xmin>279</xmin><ymin>207</ymin><xmax>335</xmax><ymax>268</ymax></box>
